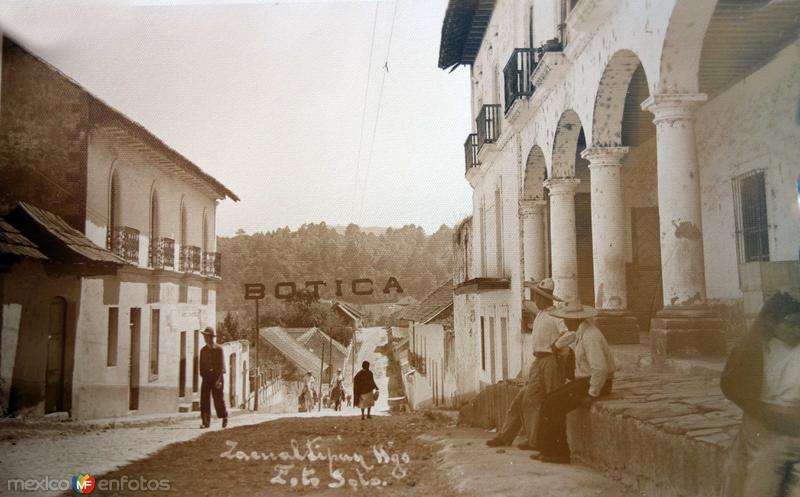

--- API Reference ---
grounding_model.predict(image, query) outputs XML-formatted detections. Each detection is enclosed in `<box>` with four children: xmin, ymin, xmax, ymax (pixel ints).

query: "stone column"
<box><xmin>544</xmin><ymin>178</ymin><xmax>580</xmax><ymax>303</ymax></box>
<box><xmin>520</xmin><ymin>199</ymin><xmax>547</xmax><ymax>285</ymax></box>
<box><xmin>583</xmin><ymin>146</ymin><xmax>629</xmax><ymax>309</ymax></box>
<box><xmin>641</xmin><ymin>93</ymin><xmax>725</xmax><ymax>356</ymax></box>
<box><xmin>582</xmin><ymin>146</ymin><xmax>640</xmax><ymax>344</ymax></box>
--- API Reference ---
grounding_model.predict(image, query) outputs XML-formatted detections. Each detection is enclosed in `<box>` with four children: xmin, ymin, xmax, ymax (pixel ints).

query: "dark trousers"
<box><xmin>536</xmin><ymin>377</ymin><xmax>612</xmax><ymax>459</ymax></box>
<box><xmin>200</xmin><ymin>376</ymin><xmax>228</xmax><ymax>426</ymax></box>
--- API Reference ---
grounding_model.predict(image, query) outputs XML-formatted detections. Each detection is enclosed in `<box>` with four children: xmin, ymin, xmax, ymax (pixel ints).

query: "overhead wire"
<box><xmin>349</xmin><ymin>0</ymin><xmax>381</xmax><ymax>219</ymax></box>
<box><xmin>357</xmin><ymin>0</ymin><xmax>400</xmax><ymax>223</ymax></box>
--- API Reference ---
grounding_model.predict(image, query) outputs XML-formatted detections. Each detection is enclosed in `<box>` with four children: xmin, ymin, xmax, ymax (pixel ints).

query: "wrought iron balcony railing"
<box><xmin>148</xmin><ymin>237</ymin><xmax>175</xmax><ymax>269</ymax></box>
<box><xmin>107</xmin><ymin>225</ymin><xmax>140</xmax><ymax>264</ymax></box>
<box><xmin>476</xmin><ymin>104</ymin><xmax>501</xmax><ymax>151</ymax></box>
<box><xmin>464</xmin><ymin>133</ymin><xmax>480</xmax><ymax>173</ymax></box>
<box><xmin>503</xmin><ymin>48</ymin><xmax>534</xmax><ymax>112</ymax></box>
<box><xmin>202</xmin><ymin>251</ymin><xmax>222</xmax><ymax>277</ymax></box>
<box><xmin>179</xmin><ymin>245</ymin><xmax>202</xmax><ymax>273</ymax></box>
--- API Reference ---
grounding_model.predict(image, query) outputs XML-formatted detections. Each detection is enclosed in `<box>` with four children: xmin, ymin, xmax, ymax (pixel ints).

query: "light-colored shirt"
<box><xmin>532</xmin><ymin>309</ymin><xmax>568</xmax><ymax>353</ymax></box>
<box><xmin>761</xmin><ymin>338</ymin><xmax>800</xmax><ymax>407</ymax></box>
<box><xmin>573</xmin><ymin>320</ymin><xmax>615</xmax><ymax>397</ymax></box>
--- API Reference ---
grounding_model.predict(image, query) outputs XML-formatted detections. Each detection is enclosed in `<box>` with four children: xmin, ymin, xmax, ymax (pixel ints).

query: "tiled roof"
<box><xmin>332</xmin><ymin>301</ymin><xmax>362</xmax><ymax>320</ymax></box>
<box><xmin>6</xmin><ymin>202</ymin><xmax>127</xmax><ymax>266</ymax></box>
<box><xmin>5</xmin><ymin>37</ymin><xmax>238</xmax><ymax>202</ymax></box>
<box><xmin>260</xmin><ymin>326</ymin><xmax>328</xmax><ymax>374</ymax></box>
<box><xmin>0</xmin><ymin>218</ymin><xmax>46</xmax><ymax>260</ymax></box>
<box><xmin>398</xmin><ymin>280</ymin><xmax>454</xmax><ymax>324</ymax></box>
<box><xmin>297</xmin><ymin>327</ymin><xmax>348</xmax><ymax>357</ymax></box>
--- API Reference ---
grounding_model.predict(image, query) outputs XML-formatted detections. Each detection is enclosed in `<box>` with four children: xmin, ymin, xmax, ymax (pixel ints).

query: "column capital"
<box><xmin>519</xmin><ymin>198</ymin><xmax>547</xmax><ymax>217</ymax></box>
<box><xmin>641</xmin><ymin>93</ymin><xmax>707</xmax><ymax>124</ymax></box>
<box><xmin>581</xmin><ymin>146</ymin><xmax>630</xmax><ymax>167</ymax></box>
<box><xmin>544</xmin><ymin>177</ymin><xmax>580</xmax><ymax>195</ymax></box>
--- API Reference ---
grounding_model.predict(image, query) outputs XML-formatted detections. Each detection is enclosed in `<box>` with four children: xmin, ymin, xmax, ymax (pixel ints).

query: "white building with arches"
<box><xmin>0</xmin><ymin>37</ymin><xmax>241</xmax><ymax>419</ymax></box>
<box><xmin>441</xmin><ymin>0</ymin><xmax>800</xmax><ymax>400</ymax></box>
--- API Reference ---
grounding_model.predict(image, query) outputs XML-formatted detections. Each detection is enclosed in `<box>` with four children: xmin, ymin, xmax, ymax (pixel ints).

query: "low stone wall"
<box><xmin>457</xmin><ymin>357</ymin><xmax>739</xmax><ymax>497</ymax></box>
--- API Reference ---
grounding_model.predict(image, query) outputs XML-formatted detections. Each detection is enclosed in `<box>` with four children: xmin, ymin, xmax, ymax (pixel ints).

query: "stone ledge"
<box><xmin>567</xmin><ymin>371</ymin><xmax>739</xmax><ymax>497</ymax></box>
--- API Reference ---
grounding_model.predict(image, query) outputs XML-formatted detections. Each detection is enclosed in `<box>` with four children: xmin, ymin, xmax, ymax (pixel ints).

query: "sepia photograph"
<box><xmin>0</xmin><ymin>0</ymin><xmax>798</xmax><ymax>495</ymax></box>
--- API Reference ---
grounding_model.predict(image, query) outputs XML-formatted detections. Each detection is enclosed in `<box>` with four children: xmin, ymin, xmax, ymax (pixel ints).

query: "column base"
<box><xmin>594</xmin><ymin>310</ymin><xmax>640</xmax><ymax>344</ymax></box>
<box><xmin>650</xmin><ymin>307</ymin><xmax>727</xmax><ymax>357</ymax></box>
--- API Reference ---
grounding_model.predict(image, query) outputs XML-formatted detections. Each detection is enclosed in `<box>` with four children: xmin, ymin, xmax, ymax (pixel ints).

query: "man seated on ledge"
<box><xmin>485</xmin><ymin>278</ymin><xmax>567</xmax><ymax>450</ymax></box>
<box><xmin>531</xmin><ymin>298</ymin><xmax>615</xmax><ymax>464</ymax></box>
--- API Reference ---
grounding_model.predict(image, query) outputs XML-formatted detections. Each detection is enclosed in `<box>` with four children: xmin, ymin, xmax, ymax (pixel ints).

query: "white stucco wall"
<box><xmin>86</xmin><ymin>128</ymin><xmax>219</xmax><ymax>266</ymax></box>
<box><xmin>696</xmin><ymin>43</ymin><xmax>800</xmax><ymax>301</ymax></box>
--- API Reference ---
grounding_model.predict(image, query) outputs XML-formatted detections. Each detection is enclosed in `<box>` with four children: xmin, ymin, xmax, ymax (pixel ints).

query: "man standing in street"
<box><xmin>531</xmin><ymin>299</ymin><xmax>615</xmax><ymax>464</ymax></box>
<box><xmin>304</xmin><ymin>371</ymin><xmax>317</xmax><ymax>411</ymax></box>
<box><xmin>486</xmin><ymin>278</ymin><xmax>566</xmax><ymax>449</ymax></box>
<box><xmin>199</xmin><ymin>326</ymin><xmax>228</xmax><ymax>429</ymax></box>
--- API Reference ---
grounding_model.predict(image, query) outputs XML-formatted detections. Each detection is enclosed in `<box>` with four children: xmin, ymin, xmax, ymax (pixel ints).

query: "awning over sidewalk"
<box><xmin>4</xmin><ymin>201</ymin><xmax>128</xmax><ymax>273</ymax></box>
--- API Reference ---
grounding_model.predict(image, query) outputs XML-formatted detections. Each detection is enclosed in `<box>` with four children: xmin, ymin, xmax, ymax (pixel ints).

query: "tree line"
<box><xmin>216</xmin><ymin>222</ymin><xmax>454</xmax><ymax>333</ymax></box>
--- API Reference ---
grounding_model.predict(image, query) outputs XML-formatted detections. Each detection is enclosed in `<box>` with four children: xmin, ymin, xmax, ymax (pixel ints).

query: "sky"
<box><xmin>0</xmin><ymin>0</ymin><xmax>473</xmax><ymax>236</ymax></box>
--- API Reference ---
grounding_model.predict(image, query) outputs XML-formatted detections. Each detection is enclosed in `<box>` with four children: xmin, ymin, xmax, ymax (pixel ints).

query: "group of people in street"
<box><xmin>485</xmin><ymin>278</ymin><xmax>615</xmax><ymax>465</ymax></box>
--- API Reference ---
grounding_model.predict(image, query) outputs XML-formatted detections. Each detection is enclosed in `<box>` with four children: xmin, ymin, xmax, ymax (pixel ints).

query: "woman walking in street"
<box><xmin>353</xmin><ymin>361</ymin><xmax>379</xmax><ymax>420</ymax></box>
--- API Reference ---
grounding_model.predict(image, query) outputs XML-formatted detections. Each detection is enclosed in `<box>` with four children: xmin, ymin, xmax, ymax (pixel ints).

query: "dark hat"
<box><xmin>201</xmin><ymin>327</ymin><xmax>215</xmax><ymax>337</ymax></box>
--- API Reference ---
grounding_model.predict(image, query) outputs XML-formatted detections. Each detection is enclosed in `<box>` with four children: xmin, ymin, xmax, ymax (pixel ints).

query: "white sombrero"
<box><xmin>522</xmin><ymin>278</ymin><xmax>562</xmax><ymax>302</ymax></box>
<box><xmin>547</xmin><ymin>298</ymin><xmax>597</xmax><ymax>320</ymax></box>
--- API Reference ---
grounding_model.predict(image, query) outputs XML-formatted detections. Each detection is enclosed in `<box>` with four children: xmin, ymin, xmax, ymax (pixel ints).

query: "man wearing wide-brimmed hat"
<box><xmin>531</xmin><ymin>298</ymin><xmax>615</xmax><ymax>464</ymax></box>
<box><xmin>199</xmin><ymin>326</ymin><xmax>228</xmax><ymax>428</ymax></box>
<box><xmin>486</xmin><ymin>278</ymin><xmax>569</xmax><ymax>449</ymax></box>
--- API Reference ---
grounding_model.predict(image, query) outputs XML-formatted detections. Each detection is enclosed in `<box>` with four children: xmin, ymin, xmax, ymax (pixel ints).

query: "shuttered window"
<box><xmin>733</xmin><ymin>170</ymin><xmax>769</xmax><ymax>263</ymax></box>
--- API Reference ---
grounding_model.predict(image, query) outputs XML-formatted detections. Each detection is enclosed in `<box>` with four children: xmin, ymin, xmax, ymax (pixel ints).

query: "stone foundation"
<box><xmin>650</xmin><ymin>308</ymin><xmax>726</xmax><ymax>357</ymax></box>
<box><xmin>594</xmin><ymin>311</ymin><xmax>640</xmax><ymax>344</ymax></box>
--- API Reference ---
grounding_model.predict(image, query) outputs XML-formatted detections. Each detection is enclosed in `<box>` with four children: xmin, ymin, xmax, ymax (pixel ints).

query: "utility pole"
<box><xmin>244</xmin><ymin>284</ymin><xmax>265</xmax><ymax>411</ymax></box>
<box><xmin>328</xmin><ymin>331</ymin><xmax>333</xmax><ymax>386</ymax></box>
<box><xmin>255</xmin><ymin>298</ymin><xmax>260</xmax><ymax>411</ymax></box>
<box><xmin>318</xmin><ymin>342</ymin><xmax>324</xmax><ymax>412</ymax></box>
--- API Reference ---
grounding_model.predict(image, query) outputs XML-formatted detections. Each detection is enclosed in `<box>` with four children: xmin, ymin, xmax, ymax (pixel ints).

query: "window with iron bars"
<box><xmin>732</xmin><ymin>170</ymin><xmax>769</xmax><ymax>263</ymax></box>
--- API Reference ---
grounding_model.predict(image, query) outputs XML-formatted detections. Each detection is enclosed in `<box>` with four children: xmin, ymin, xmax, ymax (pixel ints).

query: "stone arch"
<box><xmin>657</xmin><ymin>0</ymin><xmax>718</xmax><ymax>93</ymax></box>
<box><xmin>550</xmin><ymin>109</ymin><xmax>583</xmax><ymax>178</ymax></box>
<box><xmin>523</xmin><ymin>144</ymin><xmax>547</xmax><ymax>200</ymax></box>
<box><xmin>106</xmin><ymin>163</ymin><xmax>121</xmax><ymax>249</ymax></box>
<box><xmin>149</xmin><ymin>184</ymin><xmax>160</xmax><ymax>239</ymax></box>
<box><xmin>179</xmin><ymin>195</ymin><xmax>188</xmax><ymax>248</ymax></box>
<box><xmin>591</xmin><ymin>49</ymin><xmax>653</xmax><ymax>147</ymax></box>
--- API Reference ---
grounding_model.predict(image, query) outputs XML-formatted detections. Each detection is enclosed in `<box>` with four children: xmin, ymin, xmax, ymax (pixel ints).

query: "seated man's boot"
<box><xmin>517</xmin><ymin>443</ymin><xmax>537</xmax><ymax>451</ymax></box>
<box><xmin>485</xmin><ymin>438</ymin><xmax>506</xmax><ymax>447</ymax></box>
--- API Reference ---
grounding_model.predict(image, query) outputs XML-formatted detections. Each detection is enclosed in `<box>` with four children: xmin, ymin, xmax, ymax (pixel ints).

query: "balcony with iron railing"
<box><xmin>149</xmin><ymin>237</ymin><xmax>175</xmax><ymax>269</ymax></box>
<box><xmin>475</xmin><ymin>104</ymin><xmax>501</xmax><ymax>151</ymax></box>
<box><xmin>107</xmin><ymin>225</ymin><xmax>140</xmax><ymax>264</ymax></box>
<box><xmin>202</xmin><ymin>251</ymin><xmax>222</xmax><ymax>277</ymax></box>
<box><xmin>179</xmin><ymin>245</ymin><xmax>202</xmax><ymax>273</ymax></box>
<box><xmin>503</xmin><ymin>48</ymin><xmax>535</xmax><ymax>112</ymax></box>
<box><xmin>464</xmin><ymin>133</ymin><xmax>480</xmax><ymax>173</ymax></box>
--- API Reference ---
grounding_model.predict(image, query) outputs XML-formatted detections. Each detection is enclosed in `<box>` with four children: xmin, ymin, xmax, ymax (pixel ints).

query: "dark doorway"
<box><xmin>179</xmin><ymin>331</ymin><xmax>186</xmax><ymax>398</ymax></box>
<box><xmin>229</xmin><ymin>353</ymin><xmax>236</xmax><ymax>406</ymax></box>
<box><xmin>45</xmin><ymin>297</ymin><xmax>67</xmax><ymax>414</ymax></box>
<box><xmin>628</xmin><ymin>207</ymin><xmax>663</xmax><ymax>331</ymax></box>
<box><xmin>129</xmin><ymin>308</ymin><xmax>141</xmax><ymax>410</ymax></box>
<box><xmin>575</xmin><ymin>193</ymin><xmax>595</xmax><ymax>306</ymax></box>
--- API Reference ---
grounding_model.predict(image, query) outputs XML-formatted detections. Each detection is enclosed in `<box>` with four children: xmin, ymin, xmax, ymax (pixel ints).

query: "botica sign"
<box><xmin>244</xmin><ymin>277</ymin><xmax>403</xmax><ymax>300</ymax></box>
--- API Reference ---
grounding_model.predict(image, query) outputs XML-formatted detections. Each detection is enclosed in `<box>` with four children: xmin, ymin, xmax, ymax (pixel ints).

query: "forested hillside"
<box><xmin>217</xmin><ymin>223</ymin><xmax>454</xmax><ymax>316</ymax></box>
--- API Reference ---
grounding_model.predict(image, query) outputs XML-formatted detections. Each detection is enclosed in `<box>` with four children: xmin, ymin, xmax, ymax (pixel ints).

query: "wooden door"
<box><xmin>129</xmin><ymin>308</ymin><xmax>141</xmax><ymax>410</ymax></box>
<box><xmin>628</xmin><ymin>207</ymin><xmax>663</xmax><ymax>331</ymax></box>
<box><xmin>45</xmin><ymin>297</ymin><xmax>67</xmax><ymax>413</ymax></box>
